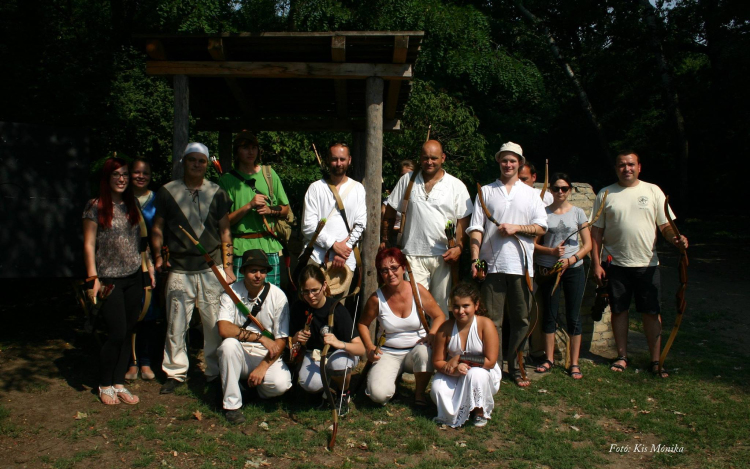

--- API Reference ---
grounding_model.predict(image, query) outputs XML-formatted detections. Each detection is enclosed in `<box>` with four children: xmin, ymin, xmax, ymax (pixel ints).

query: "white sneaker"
<box><xmin>471</xmin><ymin>415</ymin><xmax>488</xmax><ymax>427</ymax></box>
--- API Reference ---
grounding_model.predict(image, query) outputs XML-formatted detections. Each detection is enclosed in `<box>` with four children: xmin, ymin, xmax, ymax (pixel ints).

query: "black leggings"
<box><xmin>100</xmin><ymin>270</ymin><xmax>143</xmax><ymax>386</ymax></box>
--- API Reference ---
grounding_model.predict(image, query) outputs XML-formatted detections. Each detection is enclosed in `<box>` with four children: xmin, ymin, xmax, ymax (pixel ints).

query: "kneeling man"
<box><xmin>217</xmin><ymin>249</ymin><xmax>292</xmax><ymax>424</ymax></box>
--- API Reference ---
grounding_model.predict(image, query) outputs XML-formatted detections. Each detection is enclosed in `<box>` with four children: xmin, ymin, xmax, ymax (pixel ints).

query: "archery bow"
<box><xmin>475</xmin><ymin>182</ymin><xmax>536</xmax><ymax>382</ymax></box>
<box><xmin>320</xmin><ymin>296</ymin><xmax>344</xmax><ymax>451</ymax></box>
<box><xmin>540</xmin><ymin>159</ymin><xmax>549</xmax><ymax>201</ymax></box>
<box><xmin>550</xmin><ymin>190</ymin><xmax>609</xmax><ymax>295</ymax></box>
<box><xmin>658</xmin><ymin>196</ymin><xmax>688</xmax><ymax>374</ymax></box>
<box><xmin>444</xmin><ymin>220</ymin><xmax>459</xmax><ymax>287</ymax></box>
<box><xmin>404</xmin><ymin>259</ymin><xmax>431</xmax><ymax>333</ymax></box>
<box><xmin>292</xmin><ymin>218</ymin><xmax>327</xmax><ymax>285</ymax></box>
<box><xmin>178</xmin><ymin>225</ymin><xmax>274</xmax><ymax>339</ymax></box>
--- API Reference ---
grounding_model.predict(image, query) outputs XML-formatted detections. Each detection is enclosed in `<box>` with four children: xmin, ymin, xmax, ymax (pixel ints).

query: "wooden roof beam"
<box><xmin>207</xmin><ymin>38</ymin><xmax>254</xmax><ymax>118</ymax></box>
<box><xmin>385</xmin><ymin>35</ymin><xmax>409</xmax><ymax>120</ymax></box>
<box><xmin>146</xmin><ymin>61</ymin><xmax>413</xmax><ymax>80</ymax></box>
<box><xmin>332</xmin><ymin>36</ymin><xmax>348</xmax><ymax>119</ymax></box>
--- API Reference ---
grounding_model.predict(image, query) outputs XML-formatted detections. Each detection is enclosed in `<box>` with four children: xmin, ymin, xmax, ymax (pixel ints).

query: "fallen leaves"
<box><xmin>74</xmin><ymin>411</ymin><xmax>87</xmax><ymax>420</ymax></box>
<box><xmin>193</xmin><ymin>410</ymin><xmax>203</xmax><ymax>421</ymax></box>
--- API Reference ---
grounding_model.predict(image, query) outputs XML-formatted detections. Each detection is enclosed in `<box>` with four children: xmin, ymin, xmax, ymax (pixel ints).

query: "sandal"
<box><xmin>114</xmin><ymin>387</ymin><xmax>140</xmax><ymax>405</ymax></box>
<box><xmin>513</xmin><ymin>371</ymin><xmax>530</xmax><ymax>388</ymax></box>
<box><xmin>568</xmin><ymin>365</ymin><xmax>583</xmax><ymax>380</ymax></box>
<box><xmin>99</xmin><ymin>386</ymin><xmax>119</xmax><ymax>405</ymax></box>
<box><xmin>650</xmin><ymin>361</ymin><xmax>669</xmax><ymax>379</ymax></box>
<box><xmin>535</xmin><ymin>359</ymin><xmax>554</xmax><ymax>374</ymax></box>
<box><xmin>610</xmin><ymin>356</ymin><xmax>628</xmax><ymax>372</ymax></box>
<box><xmin>414</xmin><ymin>396</ymin><xmax>429</xmax><ymax>407</ymax></box>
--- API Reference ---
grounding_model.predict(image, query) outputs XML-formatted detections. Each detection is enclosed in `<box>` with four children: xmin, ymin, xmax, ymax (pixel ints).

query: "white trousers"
<box><xmin>162</xmin><ymin>270</ymin><xmax>223</xmax><ymax>381</ymax></box>
<box><xmin>366</xmin><ymin>344</ymin><xmax>432</xmax><ymax>405</ymax></box>
<box><xmin>297</xmin><ymin>349</ymin><xmax>359</xmax><ymax>393</ymax></box>
<box><xmin>218</xmin><ymin>338</ymin><xmax>292</xmax><ymax>410</ymax></box>
<box><xmin>406</xmin><ymin>255</ymin><xmax>452</xmax><ymax>318</ymax></box>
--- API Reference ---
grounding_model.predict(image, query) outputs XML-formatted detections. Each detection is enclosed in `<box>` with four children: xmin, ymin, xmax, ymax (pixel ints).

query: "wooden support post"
<box><xmin>362</xmin><ymin>77</ymin><xmax>384</xmax><ymax>336</ymax></box>
<box><xmin>172</xmin><ymin>75</ymin><xmax>189</xmax><ymax>180</ymax></box>
<box><xmin>219</xmin><ymin>131</ymin><xmax>232</xmax><ymax>174</ymax></box>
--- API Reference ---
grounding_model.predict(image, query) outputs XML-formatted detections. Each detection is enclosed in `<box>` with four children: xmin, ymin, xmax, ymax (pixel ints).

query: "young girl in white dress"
<box><xmin>431</xmin><ymin>283</ymin><xmax>501</xmax><ymax>427</ymax></box>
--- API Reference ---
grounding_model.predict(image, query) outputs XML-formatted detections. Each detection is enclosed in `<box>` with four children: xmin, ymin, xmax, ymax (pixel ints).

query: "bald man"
<box><xmin>382</xmin><ymin>140</ymin><xmax>473</xmax><ymax>317</ymax></box>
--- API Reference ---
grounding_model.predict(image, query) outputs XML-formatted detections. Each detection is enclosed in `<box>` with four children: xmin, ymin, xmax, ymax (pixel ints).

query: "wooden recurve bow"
<box><xmin>320</xmin><ymin>297</ymin><xmax>343</xmax><ymax>450</ymax></box>
<box><xmin>658</xmin><ymin>196</ymin><xmax>688</xmax><ymax>373</ymax></box>
<box><xmin>178</xmin><ymin>225</ymin><xmax>274</xmax><ymax>339</ymax></box>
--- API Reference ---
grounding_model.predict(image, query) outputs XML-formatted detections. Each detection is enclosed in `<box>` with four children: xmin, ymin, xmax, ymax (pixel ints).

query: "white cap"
<box><xmin>180</xmin><ymin>142</ymin><xmax>209</xmax><ymax>163</ymax></box>
<box><xmin>494</xmin><ymin>141</ymin><xmax>525</xmax><ymax>164</ymax></box>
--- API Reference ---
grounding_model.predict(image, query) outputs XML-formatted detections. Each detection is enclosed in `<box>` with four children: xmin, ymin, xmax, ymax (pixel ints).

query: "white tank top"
<box><xmin>376</xmin><ymin>288</ymin><xmax>426</xmax><ymax>350</ymax></box>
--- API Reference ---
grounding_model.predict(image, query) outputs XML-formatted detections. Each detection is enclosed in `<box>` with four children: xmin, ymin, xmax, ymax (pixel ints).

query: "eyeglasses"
<box><xmin>551</xmin><ymin>186</ymin><xmax>571</xmax><ymax>193</ymax></box>
<box><xmin>111</xmin><ymin>172</ymin><xmax>129</xmax><ymax>180</ymax></box>
<box><xmin>301</xmin><ymin>286</ymin><xmax>324</xmax><ymax>297</ymax></box>
<box><xmin>378</xmin><ymin>265</ymin><xmax>402</xmax><ymax>276</ymax></box>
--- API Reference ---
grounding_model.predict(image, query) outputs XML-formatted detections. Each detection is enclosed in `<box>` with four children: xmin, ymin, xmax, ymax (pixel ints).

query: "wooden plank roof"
<box><xmin>135</xmin><ymin>31</ymin><xmax>423</xmax><ymax>131</ymax></box>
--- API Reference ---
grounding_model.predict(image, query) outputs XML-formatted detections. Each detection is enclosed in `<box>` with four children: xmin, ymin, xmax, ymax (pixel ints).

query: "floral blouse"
<box><xmin>82</xmin><ymin>200</ymin><xmax>142</xmax><ymax>278</ymax></box>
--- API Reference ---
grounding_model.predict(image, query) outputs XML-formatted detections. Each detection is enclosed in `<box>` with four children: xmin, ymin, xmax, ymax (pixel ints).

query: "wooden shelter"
<box><xmin>137</xmin><ymin>30</ymin><xmax>423</xmax><ymax>308</ymax></box>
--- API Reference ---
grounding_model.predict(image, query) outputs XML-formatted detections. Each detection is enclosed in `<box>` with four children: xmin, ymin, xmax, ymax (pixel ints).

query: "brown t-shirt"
<box><xmin>154</xmin><ymin>179</ymin><xmax>231</xmax><ymax>273</ymax></box>
<box><xmin>82</xmin><ymin>200</ymin><xmax>142</xmax><ymax>278</ymax></box>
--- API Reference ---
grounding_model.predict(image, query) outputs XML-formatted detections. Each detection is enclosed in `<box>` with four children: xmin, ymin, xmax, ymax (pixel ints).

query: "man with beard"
<box><xmin>382</xmin><ymin>140</ymin><xmax>473</xmax><ymax>317</ymax></box>
<box><xmin>301</xmin><ymin>142</ymin><xmax>366</xmax><ymax>295</ymax></box>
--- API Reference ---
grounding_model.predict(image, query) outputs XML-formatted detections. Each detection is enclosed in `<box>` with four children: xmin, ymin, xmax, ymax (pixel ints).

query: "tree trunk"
<box><xmin>638</xmin><ymin>0</ymin><xmax>690</xmax><ymax>210</ymax></box>
<box><xmin>515</xmin><ymin>1</ymin><xmax>611</xmax><ymax>164</ymax></box>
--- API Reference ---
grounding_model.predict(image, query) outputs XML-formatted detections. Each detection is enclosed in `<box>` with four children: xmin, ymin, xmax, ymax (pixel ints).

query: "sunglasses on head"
<box><xmin>551</xmin><ymin>186</ymin><xmax>571</xmax><ymax>193</ymax></box>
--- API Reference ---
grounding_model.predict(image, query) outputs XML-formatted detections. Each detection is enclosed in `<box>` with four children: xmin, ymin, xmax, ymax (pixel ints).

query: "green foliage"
<box><xmin>0</xmin><ymin>0</ymin><xmax>747</xmax><ymax>210</ymax></box>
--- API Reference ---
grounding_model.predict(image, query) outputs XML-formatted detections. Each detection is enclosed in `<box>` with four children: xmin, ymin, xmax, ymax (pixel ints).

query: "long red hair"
<box><xmin>97</xmin><ymin>157</ymin><xmax>139</xmax><ymax>228</ymax></box>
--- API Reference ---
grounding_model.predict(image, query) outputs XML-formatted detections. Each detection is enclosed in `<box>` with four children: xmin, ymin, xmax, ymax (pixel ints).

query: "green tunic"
<box><xmin>217</xmin><ymin>167</ymin><xmax>290</xmax><ymax>256</ymax></box>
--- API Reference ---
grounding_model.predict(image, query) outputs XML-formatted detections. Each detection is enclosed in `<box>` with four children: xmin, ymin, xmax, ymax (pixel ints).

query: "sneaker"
<box><xmin>225</xmin><ymin>409</ymin><xmax>246</xmax><ymax>425</ymax></box>
<box><xmin>159</xmin><ymin>378</ymin><xmax>184</xmax><ymax>394</ymax></box>
<box><xmin>471</xmin><ymin>415</ymin><xmax>488</xmax><ymax>427</ymax></box>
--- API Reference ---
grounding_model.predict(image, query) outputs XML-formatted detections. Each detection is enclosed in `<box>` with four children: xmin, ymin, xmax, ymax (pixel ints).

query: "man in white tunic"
<box><xmin>383</xmin><ymin>140</ymin><xmax>473</xmax><ymax>316</ymax></box>
<box><xmin>217</xmin><ymin>250</ymin><xmax>291</xmax><ymax>424</ymax></box>
<box><xmin>468</xmin><ymin>142</ymin><xmax>547</xmax><ymax>387</ymax></box>
<box><xmin>301</xmin><ymin>142</ymin><xmax>366</xmax><ymax>294</ymax></box>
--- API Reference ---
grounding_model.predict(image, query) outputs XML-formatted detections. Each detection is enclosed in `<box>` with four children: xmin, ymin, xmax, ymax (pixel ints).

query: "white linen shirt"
<box><xmin>218</xmin><ymin>282</ymin><xmax>290</xmax><ymax>346</ymax></box>
<box><xmin>467</xmin><ymin>180</ymin><xmax>548</xmax><ymax>276</ymax></box>
<box><xmin>387</xmin><ymin>170</ymin><xmax>473</xmax><ymax>256</ymax></box>
<box><xmin>302</xmin><ymin>178</ymin><xmax>367</xmax><ymax>272</ymax></box>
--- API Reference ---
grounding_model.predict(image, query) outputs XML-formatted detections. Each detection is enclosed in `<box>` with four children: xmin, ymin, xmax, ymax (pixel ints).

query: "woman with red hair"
<box><xmin>82</xmin><ymin>157</ymin><xmax>154</xmax><ymax>405</ymax></box>
<box><xmin>357</xmin><ymin>247</ymin><xmax>445</xmax><ymax>406</ymax></box>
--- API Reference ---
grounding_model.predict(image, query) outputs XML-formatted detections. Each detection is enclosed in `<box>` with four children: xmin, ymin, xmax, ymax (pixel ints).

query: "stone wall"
<box><xmin>530</xmin><ymin>183</ymin><xmax>616</xmax><ymax>360</ymax></box>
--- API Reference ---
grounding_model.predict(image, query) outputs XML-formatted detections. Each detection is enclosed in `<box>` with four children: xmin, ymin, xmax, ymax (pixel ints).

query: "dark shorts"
<box><xmin>607</xmin><ymin>265</ymin><xmax>661</xmax><ymax>315</ymax></box>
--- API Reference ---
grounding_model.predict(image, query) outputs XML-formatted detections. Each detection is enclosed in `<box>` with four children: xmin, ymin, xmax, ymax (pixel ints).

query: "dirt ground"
<box><xmin>1</xmin><ymin>215</ymin><xmax>747</xmax><ymax>468</ymax></box>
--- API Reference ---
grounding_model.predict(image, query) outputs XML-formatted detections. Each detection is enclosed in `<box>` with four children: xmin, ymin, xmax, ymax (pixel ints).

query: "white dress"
<box><xmin>430</xmin><ymin>317</ymin><xmax>502</xmax><ymax>427</ymax></box>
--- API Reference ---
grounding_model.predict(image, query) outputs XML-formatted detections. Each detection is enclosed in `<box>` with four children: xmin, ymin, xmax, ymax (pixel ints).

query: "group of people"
<box><xmin>82</xmin><ymin>134</ymin><xmax>688</xmax><ymax>429</ymax></box>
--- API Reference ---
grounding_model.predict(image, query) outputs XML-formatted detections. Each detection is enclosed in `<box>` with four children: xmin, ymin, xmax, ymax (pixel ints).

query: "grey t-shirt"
<box><xmin>535</xmin><ymin>206</ymin><xmax>588</xmax><ymax>268</ymax></box>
